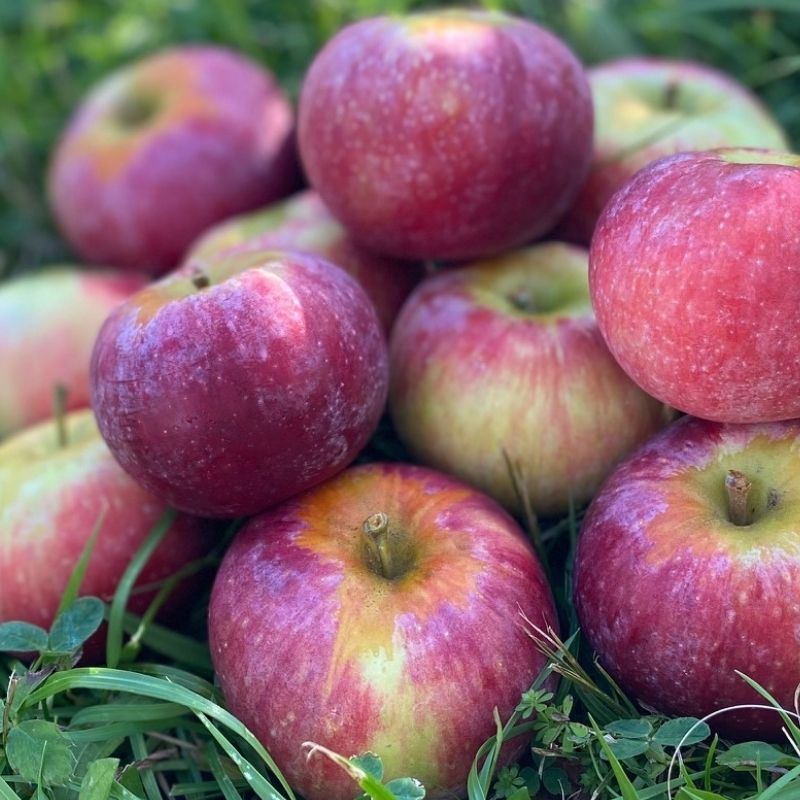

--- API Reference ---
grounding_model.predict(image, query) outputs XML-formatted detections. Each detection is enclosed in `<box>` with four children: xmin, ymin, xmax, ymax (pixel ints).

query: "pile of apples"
<box><xmin>3</xmin><ymin>7</ymin><xmax>800</xmax><ymax>798</ymax></box>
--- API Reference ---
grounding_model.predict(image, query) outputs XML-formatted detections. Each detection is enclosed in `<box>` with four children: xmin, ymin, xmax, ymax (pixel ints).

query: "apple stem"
<box><xmin>53</xmin><ymin>383</ymin><xmax>68</xmax><ymax>448</ymax></box>
<box><xmin>362</xmin><ymin>512</ymin><xmax>395</xmax><ymax>579</ymax></box>
<box><xmin>191</xmin><ymin>271</ymin><xmax>210</xmax><ymax>291</ymax></box>
<box><xmin>664</xmin><ymin>81</ymin><xmax>679</xmax><ymax>110</ymax></box>
<box><xmin>725</xmin><ymin>469</ymin><xmax>752</xmax><ymax>526</ymax></box>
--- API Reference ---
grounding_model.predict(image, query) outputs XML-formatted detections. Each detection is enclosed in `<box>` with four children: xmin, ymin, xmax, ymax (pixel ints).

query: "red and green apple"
<box><xmin>556</xmin><ymin>57</ymin><xmax>788</xmax><ymax>244</ymax></box>
<box><xmin>390</xmin><ymin>243</ymin><xmax>666</xmax><ymax>518</ymax></box>
<box><xmin>49</xmin><ymin>45</ymin><xmax>298</xmax><ymax>274</ymax></box>
<box><xmin>590</xmin><ymin>148</ymin><xmax>800</xmax><ymax>423</ymax></box>
<box><xmin>209</xmin><ymin>462</ymin><xmax>557</xmax><ymax>800</ymax></box>
<box><xmin>0</xmin><ymin>266</ymin><xmax>145</xmax><ymax>439</ymax></box>
<box><xmin>575</xmin><ymin>415</ymin><xmax>800</xmax><ymax>738</ymax></box>
<box><xmin>298</xmin><ymin>9</ymin><xmax>593</xmax><ymax>261</ymax></box>
<box><xmin>91</xmin><ymin>249</ymin><xmax>388</xmax><ymax>518</ymax></box>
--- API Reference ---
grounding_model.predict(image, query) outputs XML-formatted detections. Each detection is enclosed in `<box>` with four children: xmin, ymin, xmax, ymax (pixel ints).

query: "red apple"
<box><xmin>556</xmin><ymin>57</ymin><xmax>788</xmax><ymax>244</ymax></box>
<box><xmin>298</xmin><ymin>9</ymin><xmax>592</xmax><ymax>261</ymax></box>
<box><xmin>590</xmin><ymin>148</ymin><xmax>800</xmax><ymax>423</ymax></box>
<box><xmin>209</xmin><ymin>462</ymin><xmax>557</xmax><ymax>800</ymax></box>
<box><xmin>574</xmin><ymin>415</ymin><xmax>800</xmax><ymax>738</ymax></box>
<box><xmin>48</xmin><ymin>45</ymin><xmax>297</xmax><ymax>274</ymax></box>
<box><xmin>182</xmin><ymin>190</ymin><xmax>424</xmax><ymax>336</ymax></box>
<box><xmin>0</xmin><ymin>266</ymin><xmax>145</xmax><ymax>439</ymax></box>
<box><xmin>91</xmin><ymin>249</ymin><xmax>388</xmax><ymax>518</ymax></box>
<box><xmin>0</xmin><ymin>409</ymin><xmax>216</xmax><ymax>653</ymax></box>
<box><xmin>390</xmin><ymin>243</ymin><xmax>666</xmax><ymax>518</ymax></box>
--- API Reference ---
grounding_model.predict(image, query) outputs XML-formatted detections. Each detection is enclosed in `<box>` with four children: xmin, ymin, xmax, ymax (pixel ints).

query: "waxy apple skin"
<box><xmin>575</xmin><ymin>416</ymin><xmax>800</xmax><ymax>738</ymax></box>
<box><xmin>182</xmin><ymin>190</ymin><xmax>424</xmax><ymax>336</ymax></box>
<box><xmin>390</xmin><ymin>243</ymin><xmax>665</xmax><ymax>517</ymax></box>
<box><xmin>0</xmin><ymin>266</ymin><xmax>145</xmax><ymax>439</ymax></box>
<box><xmin>298</xmin><ymin>10</ymin><xmax>592</xmax><ymax>261</ymax></box>
<box><xmin>590</xmin><ymin>148</ymin><xmax>800</xmax><ymax>423</ymax></box>
<box><xmin>91</xmin><ymin>250</ymin><xmax>388</xmax><ymax>518</ymax></box>
<box><xmin>0</xmin><ymin>410</ymin><xmax>216</xmax><ymax>654</ymax></box>
<box><xmin>49</xmin><ymin>45</ymin><xmax>297</xmax><ymax>274</ymax></box>
<box><xmin>209</xmin><ymin>462</ymin><xmax>557</xmax><ymax>800</ymax></box>
<box><xmin>556</xmin><ymin>58</ymin><xmax>788</xmax><ymax>244</ymax></box>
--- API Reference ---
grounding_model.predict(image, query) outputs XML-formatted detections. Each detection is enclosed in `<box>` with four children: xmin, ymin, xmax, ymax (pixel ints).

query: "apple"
<box><xmin>590</xmin><ymin>148</ymin><xmax>800</xmax><ymax>423</ymax></box>
<box><xmin>389</xmin><ymin>243</ymin><xmax>666</xmax><ymax>518</ymax></box>
<box><xmin>209</xmin><ymin>461</ymin><xmax>557</xmax><ymax>800</ymax></box>
<box><xmin>574</xmin><ymin>415</ymin><xmax>800</xmax><ymax>738</ymax></box>
<box><xmin>298</xmin><ymin>9</ymin><xmax>593</xmax><ymax>261</ymax></box>
<box><xmin>48</xmin><ymin>45</ymin><xmax>298</xmax><ymax>274</ymax></box>
<box><xmin>0</xmin><ymin>409</ymin><xmax>217</xmax><ymax>655</ymax></box>
<box><xmin>91</xmin><ymin>248</ymin><xmax>388</xmax><ymax>518</ymax></box>
<box><xmin>182</xmin><ymin>190</ymin><xmax>424</xmax><ymax>336</ymax></box>
<box><xmin>555</xmin><ymin>57</ymin><xmax>788</xmax><ymax>244</ymax></box>
<box><xmin>0</xmin><ymin>266</ymin><xmax>145</xmax><ymax>440</ymax></box>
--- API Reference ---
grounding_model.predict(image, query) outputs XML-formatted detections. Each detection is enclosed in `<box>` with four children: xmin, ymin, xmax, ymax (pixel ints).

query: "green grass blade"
<box><xmin>120</xmin><ymin>613</ymin><xmax>213</xmax><ymax>673</ymax></box>
<box><xmin>757</xmin><ymin>762</ymin><xmax>800</xmax><ymax>800</ymax></box>
<box><xmin>105</xmin><ymin>509</ymin><xmax>176</xmax><ymax>668</ymax></box>
<box><xmin>206</xmin><ymin>743</ymin><xmax>244</xmax><ymax>800</ymax></box>
<box><xmin>56</xmin><ymin>508</ymin><xmax>106</xmax><ymax>617</ymax></box>
<box><xmin>588</xmin><ymin>715</ymin><xmax>640</xmax><ymax>800</ymax></box>
<box><xmin>0</xmin><ymin>775</ymin><xmax>22</xmax><ymax>800</ymax></box>
<box><xmin>19</xmin><ymin>668</ymin><xmax>294</xmax><ymax>800</ymax></box>
<box><xmin>71</xmin><ymin>701</ymin><xmax>189</xmax><ymax>726</ymax></box>
<box><xmin>130</xmin><ymin>732</ymin><xmax>161</xmax><ymax>800</ymax></box>
<box><xmin>196</xmin><ymin>713</ymin><xmax>288</xmax><ymax>800</ymax></box>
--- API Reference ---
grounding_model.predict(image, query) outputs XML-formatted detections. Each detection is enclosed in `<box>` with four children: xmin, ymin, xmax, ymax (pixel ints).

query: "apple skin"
<box><xmin>590</xmin><ymin>148</ymin><xmax>800</xmax><ymax>423</ymax></box>
<box><xmin>574</xmin><ymin>415</ymin><xmax>800</xmax><ymax>738</ymax></box>
<box><xmin>0</xmin><ymin>266</ymin><xmax>145</xmax><ymax>439</ymax></box>
<box><xmin>182</xmin><ymin>190</ymin><xmax>424</xmax><ymax>336</ymax></box>
<box><xmin>91</xmin><ymin>249</ymin><xmax>388</xmax><ymax>518</ymax></box>
<box><xmin>389</xmin><ymin>243</ymin><xmax>665</xmax><ymax>518</ymax></box>
<box><xmin>555</xmin><ymin>57</ymin><xmax>788</xmax><ymax>244</ymax></box>
<box><xmin>0</xmin><ymin>409</ymin><xmax>217</xmax><ymax>658</ymax></box>
<box><xmin>208</xmin><ymin>462</ymin><xmax>558</xmax><ymax>800</ymax></box>
<box><xmin>298</xmin><ymin>9</ymin><xmax>592</xmax><ymax>261</ymax></box>
<box><xmin>48</xmin><ymin>45</ymin><xmax>298</xmax><ymax>274</ymax></box>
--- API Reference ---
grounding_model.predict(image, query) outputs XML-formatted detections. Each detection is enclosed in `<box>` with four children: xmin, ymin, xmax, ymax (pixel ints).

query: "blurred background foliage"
<box><xmin>1</xmin><ymin>0</ymin><xmax>799</xmax><ymax>276</ymax></box>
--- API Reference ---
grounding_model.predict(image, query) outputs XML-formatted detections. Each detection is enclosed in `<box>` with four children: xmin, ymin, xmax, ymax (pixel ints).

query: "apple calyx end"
<box><xmin>725</xmin><ymin>469</ymin><xmax>752</xmax><ymax>527</ymax></box>
<box><xmin>190</xmin><ymin>271</ymin><xmax>211</xmax><ymax>291</ymax></box>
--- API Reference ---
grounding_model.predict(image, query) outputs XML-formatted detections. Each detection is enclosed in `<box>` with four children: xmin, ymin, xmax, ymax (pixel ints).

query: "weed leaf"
<box><xmin>5</xmin><ymin>719</ymin><xmax>74</xmax><ymax>786</ymax></box>
<box><xmin>653</xmin><ymin>717</ymin><xmax>710</xmax><ymax>747</ymax></box>
<box><xmin>384</xmin><ymin>778</ymin><xmax>425</xmax><ymax>800</ymax></box>
<box><xmin>78</xmin><ymin>757</ymin><xmax>119</xmax><ymax>800</ymax></box>
<box><xmin>0</xmin><ymin>622</ymin><xmax>48</xmax><ymax>653</ymax></box>
<box><xmin>606</xmin><ymin>718</ymin><xmax>653</xmax><ymax>739</ymax></box>
<box><xmin>48</xmin><ymin>597</ymin><xmax>105</xmax><ymax>654</ymax></box>
<box><xmin>352</xmin><ymin>753</ymin><xmax>384</xmax><ymax>782</ymax></box>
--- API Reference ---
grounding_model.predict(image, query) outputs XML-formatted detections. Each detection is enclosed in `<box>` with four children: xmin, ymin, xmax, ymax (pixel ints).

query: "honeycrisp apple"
<box><xmin>556</xmin><ymin>57</ymin><xmax>788</xmax><ymax>244</ymax></box>
<box><xmin>209</xmin><ymin>462</ymin><xmax>557</xmax><ymax>800</ymax></box>
<box><xmin>0</xmin><ymin>409</ymin><xmax>216</xmax><ymax>647</ymax></box>
<box><xmin>575</xmin><ymin>415</ymin><xmax>800</xmax><ymax>738</ymax></box>
<box><xmin>590</xmin><ymin>148</ymin><xmax>800</xmax><ymax>423</ymax></box>
<box><xmin>299</xmin><ymin>9</ymin><xmax>592</xmax><ymax>260</ymax></box>
<box><xmin>182</xmin><ymin>190</ymin><xmax>424</xmax><ymax>336</ymax></box>
<box><xmin>49</xmin><ymin>45</ymin><xmax>297</xmax><ymax>273</ymax></box>
<box><xmin>91</xmin><ymin>249</ymin><xmax>388</xmax><ymax>518</ymax></box>
<box><xmin>0</xmin><ymin>266</ymin><xmax>145</xmax><ymax>439</ymax></box>
<box><xmin>390</xmin><ymin>243</ymin><xmax>665</xmax><ymax>518</ymax></box>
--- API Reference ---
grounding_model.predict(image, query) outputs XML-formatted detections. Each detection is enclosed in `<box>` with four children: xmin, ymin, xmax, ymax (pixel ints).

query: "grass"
<box><xmin>3</xmin><ymin>2</ymin><xmax>800</xmax><ymax>798</ymax></box>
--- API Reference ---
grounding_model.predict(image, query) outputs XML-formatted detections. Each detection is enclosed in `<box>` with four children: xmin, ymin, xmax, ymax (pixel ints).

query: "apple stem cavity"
<box><xmin>53</xmin><ymin>383</ymin><xmax>69</xmax><ymax>448</ymax></box>
<box><xmin>725</xmin><ymin>469</ymin><xmax>753</xmax><ymax>526</ymax></box>
<box><xmin>362</xmin><ymin>511</ymin><xmax>396</xmax><ymax>579</ymax></box>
